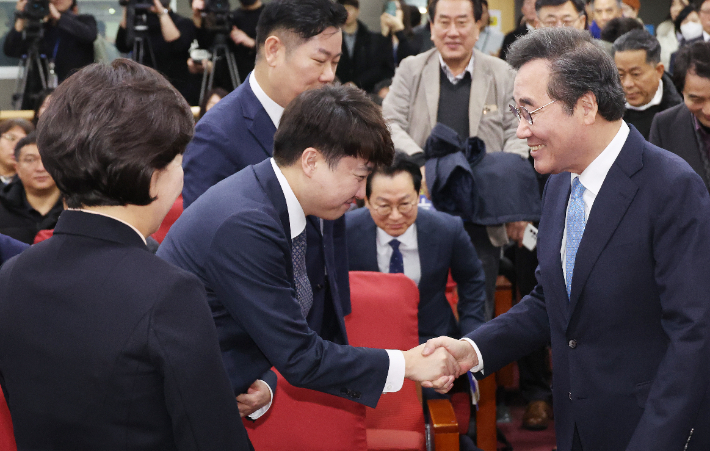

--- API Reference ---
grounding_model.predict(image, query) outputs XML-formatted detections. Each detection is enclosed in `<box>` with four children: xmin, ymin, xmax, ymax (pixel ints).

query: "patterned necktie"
<box><xmin>565</xmin><ymin>177</ymin><xmax>587</xmax><ymax>299</ymax></box>
<box><xmin>389</xmin><ymin>239</ymin><xmax>404</xmax><ymax>274</ymax></box>
<box><xmin>291</xmin><ymin>230</ymin><xmax>313</xmax><ymax>317</ymax></box>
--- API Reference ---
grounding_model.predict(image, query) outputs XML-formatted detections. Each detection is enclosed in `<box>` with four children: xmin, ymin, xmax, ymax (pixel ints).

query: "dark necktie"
<box><xmin>565</xmin><ymin>177</ymin><xmax>587</xmax><ymax>299</ymax></box>
<box><xmin>291</xmin><ymin>230</ymin><xmax>313</xmax><ymax>317</ymax></box>
<box><xmin>389</xmin><ymin>239</ymin><xmax>404</xmax><ymax>274</ymax></box>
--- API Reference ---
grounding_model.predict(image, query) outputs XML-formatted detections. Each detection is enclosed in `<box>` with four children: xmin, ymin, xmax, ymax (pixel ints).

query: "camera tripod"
<box><xmin>12</xmin><ymin>27</ymin><xmax>51</xmax><ymax>110</ymax></box>
<box><xmin>199</xmin><ymin>32</ymin><xmax>240</xmax><ymax>106</ymax></box>
<box><xmin>129</xmin><ymin>11</ymin><xmax>156</xmax><ymax>66</ymax></box>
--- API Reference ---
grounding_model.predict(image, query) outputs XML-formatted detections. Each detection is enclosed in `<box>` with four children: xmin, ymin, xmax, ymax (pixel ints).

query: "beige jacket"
<box><xmin>382</xmin><ymin>48</ymin><xmax>529</xmax><ymax>160</ymax></box>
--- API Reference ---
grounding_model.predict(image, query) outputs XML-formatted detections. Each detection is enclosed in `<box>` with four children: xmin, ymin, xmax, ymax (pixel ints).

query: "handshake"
<box><xmin>402</xmin><ymin>337</ymin><xmax>481</xmax><ymax>393</ymax></box>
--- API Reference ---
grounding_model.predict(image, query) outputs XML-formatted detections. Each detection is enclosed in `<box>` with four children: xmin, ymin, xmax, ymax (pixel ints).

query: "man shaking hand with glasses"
<box><xmin>422</xmin><ymin>28</ymin><xmax>710</xmax><ymax>451</ymax></box>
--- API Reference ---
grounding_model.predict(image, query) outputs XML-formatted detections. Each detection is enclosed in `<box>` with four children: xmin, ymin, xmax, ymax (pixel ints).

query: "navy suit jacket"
<box><xmin>158</xmin><ymin>160</ymin><xmax>390</xmax><ymax>407</ymax></box>
<box><xmin>345</xmin><ymin>207</ymin><xmax>486</xmax><ymax>342</ymax></box>
<box><xmin>649</xmin><ymin>103</ymin><xmax>710</xmax><ymax>191</ymax></box>
<box><xmin>0</xmin><ymin>233</ymin><xmax>27</xmax><ymax>266</ymax></box>
<box><xmin>181</xmin><ymin>73</ymin><xmax>351</xmax><ymax>344</ymax></box>
<box><xmin>0</xmin><ymin>211</ymin><xmax>250</xmax><ymax>450</ymax></box>
<box><xmin>466</xmin><ymin>127</ymin><xmax>710</xmax><ymax>450</ymax></box>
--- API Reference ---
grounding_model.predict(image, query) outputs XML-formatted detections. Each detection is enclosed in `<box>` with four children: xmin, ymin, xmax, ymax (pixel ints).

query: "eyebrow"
<box><xmin>317</xmin><ymin>48</ymin><xmax>342</xmax><ymax>59</ymax></box>
<box><xmin>437</xmin><ymin>14</ymin><xmax>472</xmax><ymax>20</ymax></box>
<box><xmin>517</xmin><ymin>97</ymin><xmax>535</xmax><ymax>107</ymax></box>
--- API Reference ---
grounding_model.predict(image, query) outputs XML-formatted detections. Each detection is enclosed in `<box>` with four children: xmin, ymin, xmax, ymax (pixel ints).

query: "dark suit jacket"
<box><xmin>467</xmin><ymin>127</ymin><xmax>710</xmax><ymax>451</ymax></box>
<box><xmin>0</xmin><ymin>233</ymin><xmax>27</xmax><ymax>266</ymax></box>
<box><xmin>0</xmin><ymin>211</ymin><xmax>250</xmax><ymax>450</ymax></box>
<box><xmin>336</xmin><ymin>21</ymin><xmax>392</xmax><ymax>92</ymax></box>
<box><xmin>649</xmin><ymin>102</ymin><xmax>710</xmax><ymax>191</ymax></box>
<box><xmin>345</xmin><ymin>207</ymin><xmax>486</xmax><ymax>342</ymax></box>
<box><xmin>158</xmin><ymin>160</ymin><xmax>390</xmax><ymax>407</ymax></box>
<box><xmin>181</xmin><ymin>73</ymin><xmax>351</xmax><ymax>344</ymax></box>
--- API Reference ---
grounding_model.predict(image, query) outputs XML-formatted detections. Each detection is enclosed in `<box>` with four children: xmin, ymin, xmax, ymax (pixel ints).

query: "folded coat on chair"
<box><xmin>424</xmin><ymin>123</ymin><xmax>541</xmax><ymax>225</ymax></box>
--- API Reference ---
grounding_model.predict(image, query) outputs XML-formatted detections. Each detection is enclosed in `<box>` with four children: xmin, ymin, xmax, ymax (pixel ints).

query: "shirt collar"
<box><xmin>270</xmin><ymin>158</ymin><xmax>306</xmax><ymax>239</ymax></box>
<box><xmin>71</xmin><ymin>209</ymin><xmax>147</xmax><ymax>245</ymax></box>
<box><xmin>572</xmin><ymin>121</ymin><xmax>630</xmax><ymax>197</ymax></box>
<box><xmin>376</xmin><ymin>221</ymin><xmax>418</xmax><ymax>249</ymax></box>
<box><xmin>249</xmin><ymin>72</ymin><xmax>284</xmax><ymax>128</ymax></box>
<box><xmin>438</xmin><ymin>51</ymin><xmax>474</xmax><ymax>85</ymax></box>
<box><xmin>704</xmin><ymin>30</ymin><xmax>710</xmax><ymax>42</ymax></box>
<box><xmin>625</xmin><ymin>78</ymin><xmax>664</xmax><ymax>111</ymax></box>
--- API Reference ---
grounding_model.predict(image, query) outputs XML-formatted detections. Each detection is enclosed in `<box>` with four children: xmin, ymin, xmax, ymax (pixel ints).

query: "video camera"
<box><xmin>16</xmin><ymin>0</ymin><xmax>49</xmax><ymax>21</ymax></box>
<box><xmin>118</xmin><ymin>0</ymin><xmax>169</xmax><ymax>12</ymax></box>
<box><xmin>201</xmin><ymin>0</ymin><xmax>231</xmax><ymax>32</ymax></box>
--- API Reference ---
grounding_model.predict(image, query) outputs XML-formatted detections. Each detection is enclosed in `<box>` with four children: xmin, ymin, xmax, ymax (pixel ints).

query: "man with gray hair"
<box><xmin>592</xmin><ymin>0</ymin><xmax>622</xmax><ymax>32</ymax></box>
<box><xmin>613</xmin><ymin>29</ymin><xmax>682</xmax><ymax>138</ymax></box>
<box><xmin>422</xmin><ymin>27</ymin><xmax>710</xmax><ymax>451</ymax></box>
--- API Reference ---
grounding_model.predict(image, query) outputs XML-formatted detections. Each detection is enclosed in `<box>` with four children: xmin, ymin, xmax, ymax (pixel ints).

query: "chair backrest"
<box><xmin>151</xmin><ymin>194</ymin><xmax>183</xmax><ymax>244</ymax></box>
<box><xmin>0</xmin><ymin>390</ymin><xmax>17</xmax><ymax>451</ymax></box>
<box><xmin>244</xmin><ymin>370</ymin><xmax>367</xmax><ymax>451</ymax></box>
<box><xmin>345</xmin><ymin>271</ymin><xmax>424</xmax><ymax>434</ymax></box>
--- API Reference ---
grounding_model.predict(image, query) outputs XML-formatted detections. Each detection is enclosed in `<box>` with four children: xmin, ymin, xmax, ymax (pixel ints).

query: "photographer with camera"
<box><xmin>3</xmin><ymin>0</ymin><xmax>97</xmax><ymax>110</ymax></box>
<box><xmin>189</xmin><ymin>0</ymin><xmax>263</xmax><ymax>91</ymax></box>
<box><xmin>116</xmin><ymin>0</ymin><xmax>199</xmax><ymax>105</ymax></box>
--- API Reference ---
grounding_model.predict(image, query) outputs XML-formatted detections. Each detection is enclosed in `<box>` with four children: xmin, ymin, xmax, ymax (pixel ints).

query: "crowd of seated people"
<box><xmin>3</xmin><ymin>1</ymin><xmax>710</xmax><ymax>450</ymax></box>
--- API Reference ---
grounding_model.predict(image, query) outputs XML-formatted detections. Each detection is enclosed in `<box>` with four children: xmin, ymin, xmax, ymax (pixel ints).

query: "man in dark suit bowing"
<box><xmin>180</xmin><ymin>0</ymin><xmax>352</xmax><ymax>418</ymax></box>
<box><xmin>346</xmin><ymin>155</ymin><xmax>487</xmax><ymax>343</ymax></box>
<box><xmin>422</xmin><ymin>28</ymin><xmax>710</xmax><ymax>451</ymax></box>
<box><xmin>159</xmin><ymin>85</ymin><xmax>461</xmax><ymax>411</ymax></box>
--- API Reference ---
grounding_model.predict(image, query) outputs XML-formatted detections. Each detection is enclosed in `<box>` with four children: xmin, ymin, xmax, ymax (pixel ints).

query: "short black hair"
<box><xmin>600</xmin><ymin>16</ymin><xmax>643</xmax><ymax>43</ymax></box>
<box><xmin>273</xmin><ymin>85</ymin><xmax>394</xmax><ymax>169</ymax></box>
<box><xmin>673</xmin><ymin>40</ymin><xmax>710</xmax><ymax>92</ymax></box>
<box><xmin>14</xmin><ymin>131</ymin><xmax>37</xmax><ymax>161</ymax></box>
<box><xmin>337</xmin><ymin>0</ymin><xmax>359</xmax><ymax>8</ymax></box>
<box><xmin>428</xmin><ymin>0</ymin><xmax>483</xmax><ymax>23</ymax></box>
<box><xmin>37</xmin><ymin>59</ymin><xmax>194</xmax><ymax>208</ymax></box>
<box><xmin>0</xmin><ymin>118</ymin><xmax>34</xmax><ymax>136</ymax></box>
<box><xmin>507</xmin><ymin>27</ymin><xmax>626</xmax><ymax>121</ymax></box>
<box><xmin>366</xmin><ymin>153</ymin><xmax>422</xmax><ymax>199</ymax></box>
<box><xmin>535</xmin><ymin>0</ymin><xmax>585</xmax><ymax>13</ymax></box>
<box><xmin>612</xmin><ymin>29</ymin><xmax>661</xmax><ymax>65</ymax></box>
<box><xmin>255</xmin><ymin>0</ymin><xmax>348</xmax><ymax>54</ymax></box>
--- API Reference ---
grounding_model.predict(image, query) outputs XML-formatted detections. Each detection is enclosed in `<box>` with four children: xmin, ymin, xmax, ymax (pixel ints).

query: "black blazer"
<box><xmin>649</xmin><ymin>103</ymin><xmax>710</xmax><ymax>191</ymax></box>
<box><xmin>0</xmin><ymin>211</ymin><xmax>251</xmax><ymax>450</ymax></box>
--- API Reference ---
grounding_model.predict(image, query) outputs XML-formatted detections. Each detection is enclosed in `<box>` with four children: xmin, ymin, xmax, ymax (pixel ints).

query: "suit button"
<box><xmin>569</xmin><ymin>392</ymin><xmax>572</xmax><ymax>400</ymax></box>
<box><xmin>568</xmin><ymin>339</ymin><xmax>577</xmax><ymax>349</ymax></box>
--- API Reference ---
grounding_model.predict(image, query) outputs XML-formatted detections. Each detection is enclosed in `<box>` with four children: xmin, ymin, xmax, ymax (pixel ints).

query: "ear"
<box><xmin>300</xmin><ymin>147</ymin><xmax>321</xmax><ymax>178</ymax></box>
<box><xmin>148</xmin><ymin>168</ymin><xmax>161</xmax><ymax>199</ymax></box>
<box><xmin>577</xmin><ymin>92</ymin><xmax>599</xmax><ymax>125</ymax></box>
<box><xmin>655</xmin><ymin>62</ymin><xmax>665</xmax><ymax>78</ymax></box>
<box><xmin>263</xmin><ymin>35</ymin><xmax>284</xmax><ymax>67</ymax></box>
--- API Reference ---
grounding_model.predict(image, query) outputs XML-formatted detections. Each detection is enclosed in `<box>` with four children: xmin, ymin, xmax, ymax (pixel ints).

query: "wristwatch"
<box><xmin>160</xmin><ymin>8</ymin><xmax>169</xmax><ymax>16</ymax></box>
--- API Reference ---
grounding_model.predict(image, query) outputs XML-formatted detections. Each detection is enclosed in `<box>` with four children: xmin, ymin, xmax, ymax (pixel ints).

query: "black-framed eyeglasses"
<box><xmin>372</xmin><ymin>200</ymin><xmax>416</xmax><ymax>216</ymax></box>
<box><xmin>540</xmin><ymin>12</ymin><xmax>583</xmax><ymax>27</ymax></box>
<box><xmin>509</xmin><ymin>100</ymin><xmax>556</xmax><ymax>126</ymax></box>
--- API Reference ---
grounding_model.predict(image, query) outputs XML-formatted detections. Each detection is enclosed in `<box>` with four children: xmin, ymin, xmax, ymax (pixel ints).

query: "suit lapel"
<box><xmin>424</xmin><ymin>53</ymin><xmax>441</xmax><ymax>130</ymax></box>
<box><xmin>415</xmin><ymin>211</ymin><xmax>436</xmax><ymax>284</ymax></box>
<box><xmin>567</xmin><ymin>131</ymin><xmax>643</xmax><ymax>315</ymax></box>
<box><xmin>241</xmin><ymin>75</ymin><xmax>277</xmax><ymax>160</ymax></box>
<box><xmin>360</xmin><ymin>213</ymin><xmax>379</xmax><ymax>271</ymax></box>
<box><xmin>253</xmin><ymin>160</ymin><xmax>291</xmax><ymax>247</ymax></box>
<box><xmin>468</xmin><ymin>50</ymin><xmax>491</xmax><ymax>138</ymax></box>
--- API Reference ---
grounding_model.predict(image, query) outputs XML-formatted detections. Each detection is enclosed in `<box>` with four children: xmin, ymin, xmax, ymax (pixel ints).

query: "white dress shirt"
<box><xmin>466</xmin><ymin>121</ymin><xmax>630</xmax><ymax>374</ymax></box>
<box><xmin>438</xmin><ymin>52</ymin><xmax>475</xmax><ymax>85</ymax></box>
<box><xmin>625</xmin><ymin>79</ymin><xmax>664</xmax><ymax>112</ymax></box>
<box><xmin>270</xmin><ymin>159</ymin><xmax>406</xmax><ymax>393</ymax></box>
<box><xmin>249</xmin><ymin>72</ymin><xmax>284</xmax><ymax>128</ymax></box>
<box><xmin>376</xmin><ymin>224</ymin><xmax>421</xmax><ymax>285</ymax></box>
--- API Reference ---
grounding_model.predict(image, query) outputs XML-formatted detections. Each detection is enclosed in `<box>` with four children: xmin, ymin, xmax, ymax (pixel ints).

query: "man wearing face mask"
<box><xmin>191</xmin><ymin>0</ymin><xmax>263</xmax><ymax>89</ymax></box>
<box><xmin>3</xmin><ymin>0</ymin><xmax>97</xmax><ymax>110</ymax></box>
<box><xmin>116</xmin><ymin>0</ymin><xmax>198</xmax><ymax>105</ymax></box>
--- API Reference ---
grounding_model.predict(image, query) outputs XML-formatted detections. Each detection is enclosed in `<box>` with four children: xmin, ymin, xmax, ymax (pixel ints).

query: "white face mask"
<box><xmin>681</xmin><ymin>21</ymin><xmax>703</xmax><ymax>41</ymax></box>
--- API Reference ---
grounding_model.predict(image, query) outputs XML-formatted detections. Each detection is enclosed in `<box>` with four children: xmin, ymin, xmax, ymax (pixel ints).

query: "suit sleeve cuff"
<box><xmin>383</xmin><ymin>349</ymin><xmax>405</xmax><ymax>393</ymax></box>
<box><xmin>247</xmin><ymin>379</ymin><xmax>274</xmax><ymax>420</ymax></box>
<box><xmin>461</xmin><ymin>338</ymin><xmax>484</xmax><ymax>375</ymax></box>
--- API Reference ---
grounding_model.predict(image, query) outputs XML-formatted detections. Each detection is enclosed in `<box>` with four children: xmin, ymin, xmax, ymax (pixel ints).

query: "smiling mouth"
<box><xmin>529</xmin><ymin>144</ymin><xmax>544</xmax><ymax>152</ymax></box>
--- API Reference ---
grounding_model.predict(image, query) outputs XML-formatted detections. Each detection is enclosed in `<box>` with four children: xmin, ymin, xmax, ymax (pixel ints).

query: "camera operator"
<box><xmin>116</xmin><ymin>0</ymin><xmax>199</xmax><ymax>105</ymax></box>
<box><xmin>3</xmin><ymin>0</ymin><xmax>97</xmax><ymax>110</ymax></box>
<box><xmin>189</xmin><ymin>0</ymin><xmax>263</xmax><ymax>90</ymax></box>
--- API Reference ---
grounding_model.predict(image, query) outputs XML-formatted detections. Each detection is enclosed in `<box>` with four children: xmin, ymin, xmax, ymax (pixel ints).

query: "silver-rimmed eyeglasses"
<box><xmin>372</xmin><ymin>200</ymin><xmax>416</xmax><ymax>216</ymax></box>
<box><xmin>509</xmin><ymin>100</ymin><xmax>556</xmax><ymax>126</ymax></box>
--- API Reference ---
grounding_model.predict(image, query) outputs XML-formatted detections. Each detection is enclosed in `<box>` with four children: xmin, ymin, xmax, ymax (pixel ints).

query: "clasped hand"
<box><xmin>403</xmin><ymin>337</ymin><xmax>479</xmax><ymax>394</ymax></box>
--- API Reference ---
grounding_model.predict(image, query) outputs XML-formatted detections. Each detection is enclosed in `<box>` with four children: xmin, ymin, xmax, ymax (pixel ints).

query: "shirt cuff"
<box><xmin>383</xmin><ymin>349</ymin><xmax>405</xmax><ymax>392</ymax></box>
<box><xmin>247</xmin><ymin>379</ymin><xmax>274</xmax><ymax>420</ymax></box>
<box><xmin>461</xmin><ymin>338</ymin><xmax>484</xmax><ymax>375</ymax></box>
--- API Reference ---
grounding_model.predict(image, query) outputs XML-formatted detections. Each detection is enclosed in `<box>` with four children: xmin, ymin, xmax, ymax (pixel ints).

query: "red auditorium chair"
<box><xmin>346</xmin><ymin>271</ymin><xmax>459</xmax><ymax>451</ymax></box>
<box><xmin>244</xmin><ymin>369</ymin><xmax>368</xmax><ymax>451</ymax></box>
<box><xmin>0</xmin><ymin>390</ymin><xmax>17</xmax><ymax>451</ymax></box>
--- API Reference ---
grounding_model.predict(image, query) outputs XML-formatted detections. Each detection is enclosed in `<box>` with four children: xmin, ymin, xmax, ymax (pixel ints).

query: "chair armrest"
<box><xmin>427</xmin><ymin>399</ymin><xmax>459</xmax><ymax>451</ymax></box>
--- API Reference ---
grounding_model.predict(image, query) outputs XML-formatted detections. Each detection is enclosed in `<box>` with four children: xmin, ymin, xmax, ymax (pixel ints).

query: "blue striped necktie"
<box><xmin>565</xmin><ymin>177</ymin><xmax>587</xmax><ymax>299</ymax></box>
